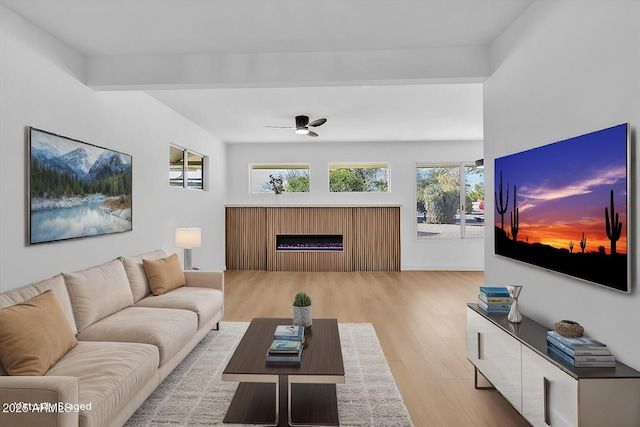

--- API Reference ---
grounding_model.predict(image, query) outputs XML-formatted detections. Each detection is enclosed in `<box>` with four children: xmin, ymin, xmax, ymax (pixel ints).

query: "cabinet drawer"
<box><xmin>467</xmin><ymin>307</ymin><xmax>522</xmax><ymax>410</ymax></box>
<box><xmin>522</xmin><ymin>345</ymin><xmax>578</xmax><ymax>427</ymax></box>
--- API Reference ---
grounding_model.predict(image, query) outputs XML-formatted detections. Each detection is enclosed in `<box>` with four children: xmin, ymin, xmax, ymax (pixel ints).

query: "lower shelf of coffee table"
<box><xmin>224</xmin><ymin>383</ymin><xmax>276</xmax><ymax>424</ymax></box>
<box><xmin>223</xmin><ymin>379</ymin><xmax>339</xmax><ymax>426</ymax></box>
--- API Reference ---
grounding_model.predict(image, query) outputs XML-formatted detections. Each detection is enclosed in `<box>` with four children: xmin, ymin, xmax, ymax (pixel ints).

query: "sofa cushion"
<box><xmin>142</xmin><ymin>253</ymin><xmax>186</xmax><ymax>296</ymax></box>
<box><xmin>76</xmin><ymin>307</ymin><xmax>197</xmax><ymax>366</ymax></box>
<box><xmin>119</xmin><ymin>249</ymin><xmax>167</xmax><ymax>302</ymax></box>
<box><xmin>46</xmin><ymin>341</ymin><xmax>158</xmax><ymax>427</ymax></box>
<box><xmin>0</xmin><ymin>274</ymin><xmax>77</xmax><ymax>335</ymax></box>
<box><xmin>135</xmin><ymin>287</ymin><xmax>224</xmax><ymax>328</ymax></box>
<box><xmin>0</xmin><ymin>290</ymin><xmax>78</xmax><ymax>376</ymax></box>
<box><xmin>65</xmin><ymin>259</ymin><xmax>134</xmax><ymax>333</ymax></box>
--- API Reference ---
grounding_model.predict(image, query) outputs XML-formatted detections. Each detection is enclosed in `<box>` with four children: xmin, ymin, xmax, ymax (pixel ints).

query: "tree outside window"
<box><xmin>251</xmin><ymin>164</ymin><xmax>310</xmax><ymax>193</ymax></box>
<box><xmin>329</xmin><ymin>163</ymin><xmax>389</xmax><ymax>192</ymax></box>
<box><xmin>416</xmin><ymin>164</ymin><xmax>484</xmax><ymax>238</ymax></box>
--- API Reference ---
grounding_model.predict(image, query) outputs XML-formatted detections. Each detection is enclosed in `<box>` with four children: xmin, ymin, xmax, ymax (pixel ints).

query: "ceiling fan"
<box><xmin>264</xmin><ymin>115</ymin><xmax>327</xmax><ymax>137</ymax></box>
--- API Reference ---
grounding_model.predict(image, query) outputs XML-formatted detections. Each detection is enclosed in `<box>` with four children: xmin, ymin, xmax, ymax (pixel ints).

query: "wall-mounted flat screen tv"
<box><xmin>494</xmin><ymin>124</ymin><xmax>629</xmax><ymax>293</ymax></box>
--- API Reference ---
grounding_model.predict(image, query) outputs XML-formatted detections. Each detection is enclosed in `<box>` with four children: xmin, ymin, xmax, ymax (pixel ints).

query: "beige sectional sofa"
<box><xmin>0</xmin><ymin>250</ymin><xmax>224</xmax><ymax>427</ymax></box>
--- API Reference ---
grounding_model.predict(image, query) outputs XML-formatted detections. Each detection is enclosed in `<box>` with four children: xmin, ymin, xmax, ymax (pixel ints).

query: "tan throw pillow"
<box><xmin>143</xmin><ymin>253</ymin><xmax>186</xmax><ymax>296</ymax></box>
<box><xmin>0</xmin><ymin>290</ymin><xmax>78</xmax><ymax>376</ymax></box>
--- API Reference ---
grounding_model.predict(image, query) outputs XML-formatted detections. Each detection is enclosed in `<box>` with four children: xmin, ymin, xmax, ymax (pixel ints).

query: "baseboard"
<box><xmin>401</xmin><ymin>265</ymin><xmax>485</xmax><ymax>271</ymax></box>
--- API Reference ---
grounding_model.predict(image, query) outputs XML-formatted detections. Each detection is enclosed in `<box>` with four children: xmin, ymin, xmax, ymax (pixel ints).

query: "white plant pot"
<box><xmin>292</xmin><ymin>305</ymin><xmax>312</xmax><ymax>328</ymax></box>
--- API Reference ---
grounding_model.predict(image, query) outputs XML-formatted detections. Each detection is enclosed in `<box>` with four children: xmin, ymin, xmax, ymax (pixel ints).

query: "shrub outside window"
<box><xmin>328</xmin><ymin>163</ymin><xmax>389</xmax><ymax>192</ymax></box>
<box><xmin>250</xmin><ymin>164</ymin><xmax>310</xmax><ymax>193</ymax></box>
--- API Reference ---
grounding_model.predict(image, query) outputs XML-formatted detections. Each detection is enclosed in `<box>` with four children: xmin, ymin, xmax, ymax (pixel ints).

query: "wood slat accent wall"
<box><xmin>267</xmin><ymin>207</ymin><xmax>353</xmax><ymax>272</ymax></box>
<box><xmin>352</xmin><ymin>207</ymin><xmax>401</xmax><ymax>271</ymax></box>
<box><xmin>225</xmin><ymin>207</ymin><xmax>267</xmax><ymax>270</ymax></box>
<box><xmin>225</xmin><ymin>206</ymin><xmax>400</xmax><ymax>271</ymax></box>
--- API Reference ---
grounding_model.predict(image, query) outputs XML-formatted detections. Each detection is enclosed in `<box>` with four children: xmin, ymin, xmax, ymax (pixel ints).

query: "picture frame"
<box><xmin>28</xmin><ymin>127</ymin><xmax>132</xmax><ymax>245</ymax></box>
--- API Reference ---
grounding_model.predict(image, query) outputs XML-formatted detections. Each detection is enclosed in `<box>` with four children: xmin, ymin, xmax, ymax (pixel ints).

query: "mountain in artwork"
<box><xmin>31</xmin><ymin>140</ymin><xmax>130</xmax><ymax>182</ymax></box>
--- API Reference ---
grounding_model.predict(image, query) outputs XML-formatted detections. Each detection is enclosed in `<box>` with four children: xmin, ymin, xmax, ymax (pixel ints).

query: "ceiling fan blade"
<box><xmin>263</xmin><ymin>125</ymin><xmax>295</xmax><ymax>129</ymax></box>
<box><xmin>307</xmin><ymin>130</ymin><xmax>319</xmax><ymax>137</ymax></box>
<box><xmin>308</xmin><ymin>118</ymin><xmax>327</xmax><ymax>127</ymax></box>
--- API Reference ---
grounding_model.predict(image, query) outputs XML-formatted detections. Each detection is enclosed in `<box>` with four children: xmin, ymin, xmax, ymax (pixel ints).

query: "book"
<box><xmin>547</xmin><ymin>344</ymin><xmax>615</xmax><ymax>368</ymax></box>
<box><xmin>479</xmin><ymin>286</ymin><xmax>510</xmax><ymax>297</ymax></box>
<box><xmin>572</xmin><ymin>353</ymin><xmax>616</xmax><ymax>363</ymax></box>
<box><xmin>265</xmin><ymin>347</ymin><xmax>302</xmax><ymax>364</ymax></box>
<box><xmin>477</xmin><ymin>300</ymin><xmax>510</xmax><ymax>313</ymax></box>
<box><xmin>546</xmin><ymin>335</ymin><xmax>612</xmax><ymax>357</ymax></box>
<box><xmin>269</xmin><ymin>340</ymin><xmax>302</xmax><ymax>354</ymax></box>
<box><xmin>572</xmin><ymin>361</ymin><xmax>616</xmax><ymax>368</ymax></box>
<box><xmin>478</xmin><ymin>294</ymin><xmax>514</xmax><ymax>304</ymax></box>
<box><xmin>273</xmin><ymin>325</ymin><xmax>304</xmax><ymax>342</ymax></box>
<box><xmin>547</xmin><ymin>331</ymin><xmax>606</xmax><ymax>348</ymax></box>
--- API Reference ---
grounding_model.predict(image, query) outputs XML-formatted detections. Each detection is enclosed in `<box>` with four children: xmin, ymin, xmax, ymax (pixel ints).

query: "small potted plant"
<box><xmin>292</xmin><ymin>291</ymin><xmax>312</xmax><ymax>329</ymax></box>
<box><xmin>269</xmin><ymin>174</ymin><xmax>285</xmax><ymax>195</ymax></box>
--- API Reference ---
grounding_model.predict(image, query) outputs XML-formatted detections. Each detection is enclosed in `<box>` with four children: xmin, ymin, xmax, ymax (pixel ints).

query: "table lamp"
<box><xmin>175</xmin><ymin>227</ymin><xmax>201</xmax><ymax>270</ymax></box>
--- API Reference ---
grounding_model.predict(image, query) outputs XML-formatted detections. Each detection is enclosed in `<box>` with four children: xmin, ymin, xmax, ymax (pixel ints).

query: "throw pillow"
<box><xmin>0</xmin><ymin>290</ymin><xmax>78</xmax><ymax>376</ymax></box>
<box><xmin>142</xmin><ymin>253</ymin><xmax>186</xmax><ymax>296</ymax></box>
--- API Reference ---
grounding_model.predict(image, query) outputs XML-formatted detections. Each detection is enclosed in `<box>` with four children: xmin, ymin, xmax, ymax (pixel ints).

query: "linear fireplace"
<box><xmin>276</xmin><ymin>234</ymin><xmax>343</xmax><ymax>251</ymax></box>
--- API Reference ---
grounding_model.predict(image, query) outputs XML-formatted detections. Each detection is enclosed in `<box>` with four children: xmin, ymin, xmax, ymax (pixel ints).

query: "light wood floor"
<box><xmin>223</xmin><ymin>270</ymin><xmax>531</xmax><ymax>427</ymax></box>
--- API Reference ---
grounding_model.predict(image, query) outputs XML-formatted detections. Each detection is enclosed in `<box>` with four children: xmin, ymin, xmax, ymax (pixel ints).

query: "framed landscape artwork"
<box><xmin>494</xmin><ymin>124</ymin><xmax>629</xmax><ymax>293</ymax></box>
<box><xmin>28</xmin><ymin>127</ymin><xmax>132</xmax><ymax>245</ymax></box>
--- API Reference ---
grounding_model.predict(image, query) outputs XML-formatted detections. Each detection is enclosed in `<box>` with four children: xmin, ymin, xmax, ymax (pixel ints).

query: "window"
<box><xmin>186</xmin><ymin>152</ymin><xmax>204</xmax><ymax>189</ymax></box>
<box><xmin>170</xmin><ymin>145</ymin><xmax>205</xmax><ymax>190</ymax></box>
<box><xmin>169</xmin><ymin>146</ymin><xmax>184</xmax><ymax>188</ymax></box>
<box><xmin>250</xmin><ymin>164</ymin><xmax>310</xmax><ymax>193</ymax></box>
<box><xmin>416</xmin><ymin>163</ymin><xmax>484</xmax><ymax>238</ymax></box>
<box><xmin>328</xmin><ymin>163</ymin><xmax>389</xmax><ymax>192</ymax></box>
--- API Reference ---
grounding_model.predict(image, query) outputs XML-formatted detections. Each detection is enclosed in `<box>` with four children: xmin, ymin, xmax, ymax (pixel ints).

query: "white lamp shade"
<box><xmin>175</xmin><ymin>228</ymin><xmax>201</xmax><ymax>248</ymax></box>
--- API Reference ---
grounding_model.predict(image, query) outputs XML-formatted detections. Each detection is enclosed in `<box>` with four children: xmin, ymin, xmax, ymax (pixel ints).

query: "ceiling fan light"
<box><xmin>295</xmin><ymin>128</ymin><xmax>309</xmax><ymax>135</ymax></box>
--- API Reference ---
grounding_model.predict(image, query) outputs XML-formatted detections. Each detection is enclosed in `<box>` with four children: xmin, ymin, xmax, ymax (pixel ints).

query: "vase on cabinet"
<box><xmin>506</xmin><ymin>285</ymin><xmax>523</xmax><ymax>323</ymax></box>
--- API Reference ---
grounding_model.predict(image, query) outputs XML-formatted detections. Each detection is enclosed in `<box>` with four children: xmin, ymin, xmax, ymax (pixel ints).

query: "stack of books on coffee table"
<box><xmin>266</xmin><ymin>325</ymin><xmax>304</xmax><ymax>365</ymax></box>
<box><xmin>546</xmin><ymin>330</ymin><xmax>616</xmax><ymax>368</ymax></box>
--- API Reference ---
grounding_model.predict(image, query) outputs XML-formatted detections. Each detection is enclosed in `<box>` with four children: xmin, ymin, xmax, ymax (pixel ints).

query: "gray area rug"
<box><xmin>125</xmin><ymin>322</ymin><xmax>414</xmax><ymax>426</ymax></box>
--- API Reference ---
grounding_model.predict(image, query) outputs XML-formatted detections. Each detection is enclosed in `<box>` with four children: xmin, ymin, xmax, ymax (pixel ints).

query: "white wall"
<box><xmin>0</xmin><ymin>6</ymin><xmax>227</xmax><ymax>292</ymax></box>
<box><xmin>484</xmin><ymin>1</ymin><xmax>640</xmax><ymax>368</ymax></box>
<box><xmin>226</xmin><ymin>140</ymin><xmax>484</xmax><ymax>270</ymax></box>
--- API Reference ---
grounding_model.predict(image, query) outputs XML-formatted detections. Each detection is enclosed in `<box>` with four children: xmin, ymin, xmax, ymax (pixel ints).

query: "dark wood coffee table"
<box><xmin>222</xmin><ymin>318</ymin><xmax>345</xmax><ymax>426</ymax></box>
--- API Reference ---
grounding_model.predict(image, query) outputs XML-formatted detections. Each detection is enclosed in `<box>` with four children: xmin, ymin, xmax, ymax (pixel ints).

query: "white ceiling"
<box><xmin>0</xmin><ymin>0</ymin><xmax>534</xmax><ymax>143</ymax></box>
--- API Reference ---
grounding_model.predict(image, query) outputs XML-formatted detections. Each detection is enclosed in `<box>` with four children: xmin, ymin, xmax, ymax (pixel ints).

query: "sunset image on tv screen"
<box><xmin>494</xmin><ymin>123</ymin><xmax>628</xmax><ymax>292</ymax></box>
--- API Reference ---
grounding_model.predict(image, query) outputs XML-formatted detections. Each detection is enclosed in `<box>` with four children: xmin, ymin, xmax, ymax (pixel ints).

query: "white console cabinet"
<box><xmin>467</xmin><ymin>304</ymin><xmax>640</xmax><ymax>427</ymax></box>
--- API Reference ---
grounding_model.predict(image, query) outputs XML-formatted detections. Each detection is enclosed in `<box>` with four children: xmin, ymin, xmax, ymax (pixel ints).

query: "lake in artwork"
<box><xmin>30</xmin><ymin>195</ymin><xmax>131</xmax><ymax>244</ymax></box>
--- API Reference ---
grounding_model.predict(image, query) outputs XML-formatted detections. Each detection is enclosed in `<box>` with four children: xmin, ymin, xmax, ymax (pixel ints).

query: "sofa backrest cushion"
<box><xmin>64</xmin><ymin>259</ymin><xmax>134</xmax><ymax>332</ymax></box>
<box><xmin>119</xmin><ymin>249</ymin><xmax>167</xmax><ymax>302</ymax></box>
<box><xmin>0</xmin><ymin>290</ymin><xmax>78</xmax><ymax>375</ymax></box>
<box><xmin>142</xmin><ymin>253</ymin><xmax>186</xmax><ymax>296</ymax></box>
<box><xmin>0</xmin><ymin>274</ymin><xmax>77</xmax><ymax>336</ymax></box>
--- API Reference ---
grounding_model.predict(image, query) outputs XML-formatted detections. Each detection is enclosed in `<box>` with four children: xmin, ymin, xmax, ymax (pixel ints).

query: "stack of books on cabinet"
<box><xmin>546</xmin><ymin>330</ymin><xmax>616</xmax><ymax>368</ymax></box>
<box><xmin>266</xmin><ymin>325</ymin><xmax>305</xmax><ymax>365</ymax></box>
<box><xmin>477</xmin><ymin>286</ymin><xmax>514</xmax><ymax>313</ymax></box>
